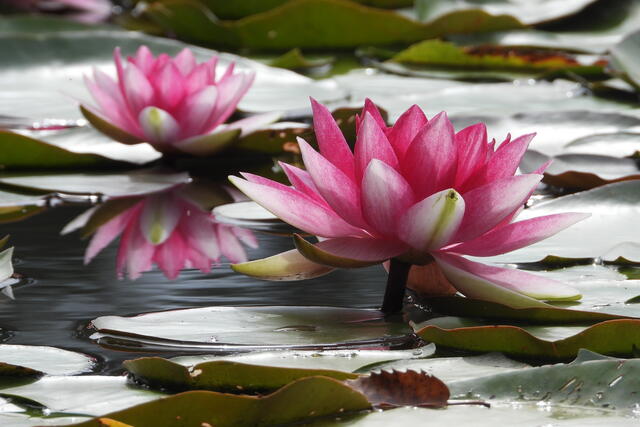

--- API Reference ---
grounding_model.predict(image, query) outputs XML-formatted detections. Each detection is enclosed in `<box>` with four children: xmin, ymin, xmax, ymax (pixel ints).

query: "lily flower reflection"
<box><xmin>66</xmin><ymin>184</ymin><xmax>258</xmax><ymax>280</ymax></box>
<box><xmin>3</xmin><ymin>0</ymin><xmax>112</xmax><ymax>23</ymax></box>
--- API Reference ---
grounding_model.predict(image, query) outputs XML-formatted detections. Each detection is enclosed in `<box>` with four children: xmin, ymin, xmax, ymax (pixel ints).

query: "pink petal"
<box><xmin>450</xmin><ymin>212</ymin><xmax>590</xmax><ymax>257</ymax></box>
<box><xmin>401</xmin><ymin>112</ymin><xmax>457</xmax><ymax>199</ymax></box>
<box><xmin>356</xmin><ymin>98</ymin><xmax>387</xmax><ymax>131</ymax></box>
<box><xmin>434</xmin><ymin>252</ymin><xmax>581</xmax><ymax>302</ymax></box>
<box><xmin>90</xmin><ymin>69</ymin><xmax>140</xmax><ymax>133</ymax></box>
<box><xmin>139</xmin><ymin>192</ymin><xmax>182</xmax><ymax>245</ymax></box>
<box><xmin>125</xmin><ymin>222</ymin><xmax>156</xmax><ymax>280</ymax></box>
<box><xmin>173</xmin><ymin>48</ymin><xmax>197</xmax><ymax>75</ymax></box>
<box><xmin>354</xmin><ymin>112</ymin><xmax>399</xmax><ymax>182</ymax></box>
<box><xmin>206</xmin><ymin>72</ymin><xmax>255</xmax><ymax>132</ymax></box>
<box><xmin>310</xmin><ymin>98</ymin><xmax>356</xmax><ymax>181</ymax></box>
<box><xmin>217</xmin><ymin>224</ymin><xmax>248</xmax><ymax>263</ymax></box>
<box><xmin>453</xmin><ymin>174</ymin><xmax>542</xmax><ymax>243</ymax></box>
<box><xmin>315</xmin><ymin>237</ymin><xmax>407</xmax><ymax>262</ymax></box>
<box><xmin>229</xmin><ymin>174</ymin><xmax>366</xmax><ymax>238</ymax></box>
<box><xmin>84</xmin><ymin>203</ymin><xmax>140</xmax><ymax>264</ymax></box>
<box><xmin>178</xmin><ymin>85</ymin><xmax>218</xmax><ymax>138</ymax></box>
<box><xmin>130</xmin><ymin>46</ymin><xmax>155</xmax><ymax>75</ymax></box>
<box><xmin>279</xmin><ymin>162</ymin><xmax>328</xmax><ymax>206</ymax></box>
<box><xmin>223</xmin><ymin>112</ymin><xmax>280</xmax><ymax>136</ymax></box>
<box><xmin>180</xmin><ymin>212</ymin><xmax>220</xmax><ymax>260</ymax></box>
<box><xmin>154</xmin><ymin>62</ymin><xmax>186</xmax><ymax>111</ymax></box>
<box><xmin>232</xmin><ymin>226</ymin><xmax>259</xmax><ymax>249</ymax></box>
<box><xmin>386</xmin><ymin>104</ymin><xmax>427</xmax><ymax>159</ymax></box>
<box><xmin>454</xmin><ymin>123</ymin><xmax>488</xmax><ymax>188</ymax></box>
<box><xmin>186</xmin><ymin>61</ymin><xmax>216</xmax><ymax>95</ymax></box>
<box><xmin>123</xmin><ymin>62</ymin><xmax>155</xmax><ymax>115</ymax></box>
<box><xmin>298</xmin><ymin>137</ymin><xmax>365</xmax><ymax>227</ymax></box>
<box><xmin>398</xmin><ymin>189</ymin><xmax>465</xmax><ymax>252</ymax></box>
<box><xmin>138</xmin><ymin>107</ymin><xmax>180</xmax><ymax>145</ymax></box>
<box><xmin>484</xmin><ymin>133</ymin><xmax>535</xmax><ymax>181</ymax></box>
<box><xmin>361</xmin><ymin>159</ymin><xmax>414</xmax><ymax>236</ymax></box>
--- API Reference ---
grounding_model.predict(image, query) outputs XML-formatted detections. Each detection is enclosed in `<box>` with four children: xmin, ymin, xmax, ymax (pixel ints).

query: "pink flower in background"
<box><xmin>4</xmin><ymin>0</ymin><xmax>112</xmax><ymax>23</ymax></box>
<box><xmin>230</xmin><ymin>99</ymin><xmax>589</xmax><ymax>308</ymax></box>
<box><xmin>77</xmin><ymin>185</ymin><xmax>258</xmax><ymax>280</ymax></box>
<box><xmin>81</xmin><ymin>46</ymin><xmax>277</xmax><ymax>156</ymax></box>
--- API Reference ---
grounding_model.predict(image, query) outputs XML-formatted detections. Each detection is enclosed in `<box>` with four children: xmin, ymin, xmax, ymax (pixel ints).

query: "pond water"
<box><xmin>0</xmin><ymin>205</ymin><xmax>387</xmax><ymax>374</ymax></box>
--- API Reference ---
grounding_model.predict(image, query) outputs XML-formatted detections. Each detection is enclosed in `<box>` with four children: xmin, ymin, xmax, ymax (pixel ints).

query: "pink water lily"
<box><xmin>229</xmin><ymin>99</ymin><xmax>589</xmax><ymax>312</ymax></box>
<box><xmin>81</xmin><ymin>46</ymin><xmax>278</xmax><ymax>156</ymax></box>
<box><xmin>73</xmin><ymin>184</ymin><xmax>258</xmax><ymax>280</ymax></box>
<box><xmin>5</xmin><ymin>0</ymin><xmax>112</xmax><ymax>23</ymax></box>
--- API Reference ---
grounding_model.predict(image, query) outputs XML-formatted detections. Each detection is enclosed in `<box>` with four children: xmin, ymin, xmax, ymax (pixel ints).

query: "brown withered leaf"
<box><xmin>347</xmin><ymin>370</ymin><xmax>449</xmax><ymax>409</ymax></box>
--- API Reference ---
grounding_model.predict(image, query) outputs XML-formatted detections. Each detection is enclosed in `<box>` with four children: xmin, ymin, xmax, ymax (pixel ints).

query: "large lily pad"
<box><xmin>335</xmin><ymin>71</ymin><xmax>640</xmax><ymax>122</ymax></box>
<box><xmin>483</xmin><ymin>180</ymin><xmax>640</xmax><ymax>264</ymax></box>
<box><xmin>611</xmin><ymin>29</ymin><xmax>640</xmax><ymax>89</ymax></box>
<box><xmin>449</xmin><ymin>353</ymin><xmax>640</xmax><ymax>412</ymax></box>
<box><xmin>0</xmin><ymin>170</ymin><xmax>190</xmax><ymax>199</ymax></box>
<box><xmin>562</xmin><ymin>132</ymin><xmax>640</xmax><ymax>157</ymax></box>
<box><xmin>0</xmin><ymin>345</ymin><xmax>95</xmax><ymax>376</ymax></box>
<box><xmin>124</xmin><ymin>357</ymin><xmax>357</xmax><ymax>392</ymax></box>
<box><xmin>170</xmin><ymin>346</ymin><xmax>434</xmax><ymax>373</ymax></box>
<box><xmin>69</xmin><ymin>376</ymin><xmax>371</xmax><ymax>427</ymax></box>
<box><xmin>415</xmin><ymin>318</ymin><xmax>640</xmax><ymax>360</ymax></box>
<box><xmin>90</xmin><ymin>306</ymin><xmax>413</xmax><ymax>352</ymax></box>
<box><xmin>0</xmin><ymin>30</ymin><xmax>345</xmax><ymax>126</ymax></box>
<box><xmin>140</xmin><ymin>0</ymin><xmax>522</xmax><ymax>50</ymax></box>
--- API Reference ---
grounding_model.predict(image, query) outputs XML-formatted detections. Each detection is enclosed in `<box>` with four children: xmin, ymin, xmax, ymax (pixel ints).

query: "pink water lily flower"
<box><xmin>75</xmin><ymin>184</ymin><xmax>258</xmax><ymax>280</ymax></box>
<box><xmin>81</xmin><ymin>46</ymin><xmax>278</xmax><ymax>156</ymax></box>
<box><xmin>5</xmin><ymin>0</ymin><xmax>112</xmax><ymax>23</ymax></box>
<box><xmin>229</xmin><ymin>99</ymin><xmax>589</xmax><ymax>312</ymax></box>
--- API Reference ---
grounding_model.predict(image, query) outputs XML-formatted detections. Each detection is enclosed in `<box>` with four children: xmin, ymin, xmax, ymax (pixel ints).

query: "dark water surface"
<box><xmin>0</xmin><ymin>206</ymin><xmax>386</xmax><ymax>373</ymax></box>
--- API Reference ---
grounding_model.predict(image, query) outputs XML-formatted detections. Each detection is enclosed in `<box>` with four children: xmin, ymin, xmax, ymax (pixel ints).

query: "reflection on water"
<box><xmin>0</xmin><ymin>206</ymin><xmax>386</xmax><ymax>372</ymax></box>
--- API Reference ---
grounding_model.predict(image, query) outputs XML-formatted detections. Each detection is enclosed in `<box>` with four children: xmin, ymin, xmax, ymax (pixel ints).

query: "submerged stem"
<box><xmin>381</xmin><ymin>258</ymin><xmax>411</xmax><ymax>315</ymax></box>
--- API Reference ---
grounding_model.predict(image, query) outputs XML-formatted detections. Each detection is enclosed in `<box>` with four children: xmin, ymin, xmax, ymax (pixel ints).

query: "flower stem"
<box><xmin>381</xmin><ymin>258</ymin><xmax>411</xmax><ymax>314</ymax></box>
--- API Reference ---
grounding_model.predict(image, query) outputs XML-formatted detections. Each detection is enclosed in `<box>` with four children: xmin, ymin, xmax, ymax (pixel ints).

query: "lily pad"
<box><xmin>90</xmin><ymin>306</ymin><xmax>413</xmax><ymax>352</ymax></box>
<box><xmin>562</xmin><ymin>132</ymin><xmax>640</xmax><ymax>157</ymax></box>
<box><xmin>415</xmin><ymin>318</ymin><xmax>640</xmax><ymax>360</ymax></box>
<box><xmin>69</xmin><ymin>376</ymin><xmax>371</xmax><ymax>427</ymax></box>
<box><xmin>483</xmin><ymin>180</ymin><xmax>640</xmax><ymax>264</ymax></box>
<box><xmin>0</xmin><ymin>170</ymin><xmax>190</xmax><ymax>198</ymax></box>
<box><xmin>415</xmin><ymin>0</ymin><xmax>598</xmax><ymax>25</ymax></box>
<box><xmin>269</xmin><ymin>48</ymin><xmax>334</xmax><ymax>71</ymax></box>
<box><xmin>520</xmin><ymin>150</ymin><xmax>640</xmax><ymax>190</ymax></box>
<box><xmin>212</xmin><ymin>201</ymin><xmax>298</xmax><ymax>234</ymax></box>
<box><xmin>0</xmin><ymin>345</ymin><xmax>95</xmax><ymax>376</ymax></box>
<box><xmin>170</xmin><ymin>346</ymin><xmax>434</xmax><ymax>373</ymax></box>
<box><xmin>0</xmin><ymin>376</ymin><xmax>165</xmax><ymax>416</ymax></box>
<box><xmin>610</xmin><ymin>29</ymin><xmax>640</xmax><ymax>89</ymax></box>
<box><xmin>0</xmin><ymin>31</ymin><xmax>345</xmax><ymax>126</ymax></box>
<box><xmin>124</xmin><ymin>357</ymin><xmax>357</xmax><ymax>392</ymax></box>
<box><xmin>449</xmin><ymin>353</ymin><xmax>640</xmax><ymax>412</ymax></box>
<box><xmin>140</xmin><ymin>0</ymin><xmax>522</xmax><ymax>50</ymax></box>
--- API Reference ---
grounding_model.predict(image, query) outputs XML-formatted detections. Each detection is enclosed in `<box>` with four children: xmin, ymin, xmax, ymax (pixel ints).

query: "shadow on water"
<box><xmin>0</xmin><ymin>206</ymin><xmax>386</xmax><ymax>373</ymax></box>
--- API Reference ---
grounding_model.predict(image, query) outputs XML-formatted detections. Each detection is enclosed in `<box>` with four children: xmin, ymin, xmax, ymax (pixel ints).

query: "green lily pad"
<box><xmin>90</xmin><ymin>306</ymin><xmax>413</xmax><ymax>352</ymax></box>
<box><xmin>124</xmin><ymin>357</ymin><xmax>357</xmax><ymax>392</ymax></box>
<box><xmin>68</xmin><ymin>376</ymin><xmax>371</xmax><ymax>427</ymax></box>
<box><xmin>562</xmin><ymin>132</ymin><xmax>640</xmax><ymax>157</ymax></box>
<box><xmin>0</xmin><ymin>30</ymin><xmax>345</xmax><ymax>126</ymax></box>
<box><xmin>449</xmin><ymin>353</ymin><xmax>640</xmax><ymax>412</ymax></box>
<box><xmin>0</xmin><ymin>376</ymin><xmax>165</xmax><ymax>416</ymax></box>
<box><xmin>0</xmin><ymin>345</ymin><xmax>95</xmax><ymax>376</ymax></box>
<box><xmin>521</xmin><ymin>150</ymin><xmax>640</xmax><ymax>190</ymax></box>
<box><xmin>358</xmin><ymin>352</ymin><xmax>528</xmax><ymax>383</ymax></box>
<box><xmin>0</xmin><ymin>15</ymin><xmax>106</xmax><ymax>34</ymax></box>
<box><xmin>415</xmin><ymin>318</ymin><xmax>640</xmax><ymax>360</ymax></box>
<box><xmin>335</xmin><ymin>71</ymin><xmax>640</xmax><ymax>122</ymax></box>
<box><xmin>213</xmin><ymin>201</ymin><xmax>297</xmax><ymax>234</ymax></box>
<box><xmin>269</xmin><ymin>48</ymin><xmax>334</xmax><ymax>71</ymax></box>
<box><xmin>482</xmin><ymin>181</ymin><xmax>640</xmax><ymax>264</ymax></box>
<box><xmin>415</xmin><ymin>0</ymin><xmax>598</xmax><ymax>25</ymax></box>
<box><xmin>0</xmin><ymin>170</ymin><xmax>190</xmax><ymax>198</ymax></box>
<box><xmin>611</xmin><ymin>29</ymin><xmax>640</xmax><ymax>89</ymax></box>
<box><xmin>170</xmin><ymin>346</ymin><xmax>434</xmax><ymax>373</ymax></box>
<box><xmin>140</xmin><ymin>0</ymin><xmax>522</xmax><ymax>50</ymax></box>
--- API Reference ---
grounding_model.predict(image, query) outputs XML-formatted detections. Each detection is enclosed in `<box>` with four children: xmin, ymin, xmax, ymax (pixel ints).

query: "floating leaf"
<box><xmin>450</xmin><ymin>352</ymin><xmax>640</xmax><ymax>412</ymax></box>
<box><xmin>0</xmin><ymin>345</ymin><xmax>95</xmax><ymax>376</ymax></box>
<box><xmin>611</xmin><ymin>29</ymin><xmax>640</xmax><ymax>89</ymax></box>
<box><xmin>68</xmin><ymin>376</ymin><xmax>371</xmax><ymax>427</ymax></box>
<box><xmin>141</xmin><ymin>0</ymin><xmax>522</xmax><ymax>50</ymax></box>
<box><xmin>124</xmin><ymin>357</ymin><xmax>357</xmax><ymax>392</ymax></box>
<box><xmin>170</xmin><ymin>346</ymin><xmax>434</xmax><ymax>373</ymax></box>
<box><xmin>269</xmin><ymin>48</ymin><xmax>334</xmax><ymax>71</ymax></box>
<box><xmin>0</xmin><ymin>170</ymin><xmax>190</xmax><ymax>199</ymax></box>
<box><xmin>90</xmin><ymin>306</ymin><xmax>412</xmax><ymax>352</ymax></box>
<box><xmin>213</xmin><ymin>201</ymin><xmax>298</xmax><ymax>234</ymax></box>
<box><xmin>416</xmin><ymin>319</ymin><xmax>640</xmax><ymax>360</ymax></box>
<box><xmin>483</xmin><ymin>181</ymin><xmax>640</xmax><ymax>264</ymax></box>
<box><xmin>562</xmin><ymin>132</ymin><xmax>640</xmax><ymax>157</ymax></box>
<box><xmin>348</xmin><ymin>370</ymin><xmax>449</xmax><ymax>408</ymax></box>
